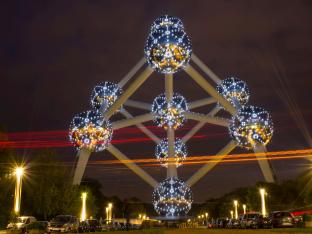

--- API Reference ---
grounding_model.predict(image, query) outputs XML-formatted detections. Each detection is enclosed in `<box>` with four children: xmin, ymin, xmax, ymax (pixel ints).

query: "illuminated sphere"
<box><xmin>150</xmin><ymin>15</ymin><xmax>185</xmax><ymax>33</ymax></box>
<box><xmin>152</xmin><ymin>178</ymin><xmax>193</xmax><ymax>217</ymax></box>
<box><xmin>90</xmin><ymin>81</ymin><xmax>122</xmax><ymax>113</ymax></box>
<box><xmin>216</xmin><ymin>76</ymin><xmax>250</xmax><ymax>108</ymax></box>
<box><xmin>155</xmin><ymin>138</ymin><xmax>187</xmax><ymax>168</ymax></box>
<box><xmin>151</xmin><ymin>93</ymin><xmax>188</xmax><ymax>129</ymax></box>
<box><xmin>144</xmin><ymin>15</ymin><xmax>192</xmax><ymax>74</ymax></box>
<box><xmin>229</xmin><ymin>105</ymin><xmax>273</xmax><ymax>149</ymax></box>
<box><xmin>69</xmin><ymin>110</ymin><xmax>113</xmax><ymax>152</ymax></box>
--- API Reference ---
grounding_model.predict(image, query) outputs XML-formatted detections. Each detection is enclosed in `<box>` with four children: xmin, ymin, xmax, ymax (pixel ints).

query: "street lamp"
<box><xmin>205</xmin><ymin>212</ymin><xmax>208</xmax><ymax>224</ymax></box>
<box><xmin>260</xmin><ymin>188</ymin><xmax>267</xmax><ymax>217</ymax></box>
<box><xmin>230</xmin><ymin>210</ymin><xmax>234</xmax><ymax>219</ymax></box>
<box><xmin>233</xmin><ymin>200</ymin><xmax>238</xmax><ymax>219</ymax></box>
<box><xmin>105</xmin><ymin>207</ymin><xmax>109</xmax><ymax>222</ymax></box>
<box><xmin>81</xmin><ymin>192</ymin><xmax>87</xmax><ymax>221</ymax></box>
<box><xmin>243</xmin><ymin>204</ymin><xmax>246</xmax><ymax>214</ymax></box>
<box><xmin>14</xmin><ymin>167</ymin><xmax>24</xmax><ymax>215</ymax></box>
<box><xmin>108</xmin><ymin>203</ymin><xmax>113</xmax><ymax>221</ymax></box>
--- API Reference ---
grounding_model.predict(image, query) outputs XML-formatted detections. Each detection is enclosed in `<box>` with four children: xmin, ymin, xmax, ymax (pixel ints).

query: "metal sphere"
<box><xmin>155</xmin><ymin>138</ymin><xmax>187</xmax><ymax>168</ymax></box>
<box><xmin>150</xmin><ymin>15</ymin><xmax>185</xmax><ymax>33</ymax></box>
<box><xmin>152</xmin><ymin>177</ymin><xmax>193</xmax><ymax>217</ymax></box>
<box><xmin>90</xmin><ymin>81</ymin><xmax>122</xmax><ymax>113</ymax></box>
<box><xmin>69</xmin><ymin>110</ymin><xmax>113</xmax><ymax>152</ymax></box>
<box><xmin>216</xmin><ymin>76</ymin><xmax>250</xmax><ymax>108</ymax></box>
<box><xmin>229</xmin><ymin>105</ymin><xmax>273</xmax><ymax>149</ymax></box>
<box><xmin>151</xmin><ymin>93</ymin><xmax>188</xmax><ymax>129</ymax></box>
<box><xmin>144</xmin><ymin>15</ymin><xmax>192</xmax><ymax>74</ymax></box>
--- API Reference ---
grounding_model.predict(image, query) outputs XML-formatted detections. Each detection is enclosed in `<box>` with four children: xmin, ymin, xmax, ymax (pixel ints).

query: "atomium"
<box><xmin>69</xmin><ymin>110</ymin><xmax>113</xmax><ymax>152</ymax></box>
<box><xmin>144</xmin><ymin>15</ymin><xmax>192</xmax><ymax>74</ymax></box>
<box><xmin>152</xmin><ymin>177</ymin><xmax>193</xmax><ymax>217</ymax></box>
<box><xmin>155</xmin><ymin>138</ymin><xmax>187</xmax><ymax>167</ymax></box>
<box><xmin>216</xmin><ymin>76</ymin><xmax>250</xmax><ymax>108</ymax></box>
<box><xmin>90</xmin><ymin>81</ymin><xmax>123</xmax><ymax>113</ymax></box>
<box><xmin>151</xmin><ymin>93</ymin><xmax>188</xmax><ymax>129</ymax></box>
<box><xmin>229</xmin><ymin>105</ymin><xmax>273</xmax><ymax>149</ymax></box>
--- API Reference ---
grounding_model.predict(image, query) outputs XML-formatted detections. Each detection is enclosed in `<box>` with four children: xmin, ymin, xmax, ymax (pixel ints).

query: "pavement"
<box><xmin>0</xmin><ymin>230</ymin><xmax>6</xmax><ymax>234</ymax></box>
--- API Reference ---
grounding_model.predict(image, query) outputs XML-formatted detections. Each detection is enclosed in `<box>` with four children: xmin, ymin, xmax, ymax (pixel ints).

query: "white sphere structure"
<box><xmin>90</xmin><ymin>81</ymin><xmax>123</xmax><ymax>113</ymax></box>
<box><xmin>155</xmin><ymin>138</ymin><xmax>187</xmax><ymax>168</ymax></box>
<box><xmin>144</xmin><ymin>15</ymin><xmax>192</xmax><ymax>74</ymax></box>
<box><xmin>151</xmin><ymin>93</ymin><xmax>188</xmax><ymax>129</ymax></box>
<box><xmin>229</xmin><ymin>105</ymin><xmax>273</xmax><ymax>149</ymax></box>
<box><xmin>69</xmin><ymin>110</ymin><xmax>113</xmax><ymax>152</ymax></box>
<box><xmin>152</xmin><ymin>177</ymin><xmax>193</xmax><ymax>217</ymax></box>
<box><xmin>216</xmin><ymin>76</ymin><xmax>250</xmax><ymax>108</ymax></box>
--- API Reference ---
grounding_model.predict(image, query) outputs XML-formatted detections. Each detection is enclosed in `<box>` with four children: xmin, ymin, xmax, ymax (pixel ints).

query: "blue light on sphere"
<box><xmin>144</xmin><ymin>15</ymin><xmax>192</xmax><ymax>74</ymax></box>
<box><xmin>152</xmin><ymin>177</ymin><xmax>193</xmax><ymax>217</ymax></box>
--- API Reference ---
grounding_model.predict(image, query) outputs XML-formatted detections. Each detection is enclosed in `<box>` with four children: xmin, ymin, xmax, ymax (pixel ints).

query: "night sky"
<box><xmin>1</xmin><ymin>0</ymin><xmax>312</xmax><ymax>202</ymax></box>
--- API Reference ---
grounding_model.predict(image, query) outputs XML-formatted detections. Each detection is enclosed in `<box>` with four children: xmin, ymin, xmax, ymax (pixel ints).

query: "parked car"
<box><xmin>240</xmin><ymin>213</ymin><xmax>262</xmax><ymax>228</ymax></box>
<box><xmin>7</xmin><ymin>216</ymin><xmax>37</xmax><ymax>233</ymax></box>
<box><xmin>78</xmin><ymin>220</ymin><xmax>89</xmax><ymax>233</ymax></box>
<box><xmin>257</xmin><ymin>215</ymin><xmax>272</xmax><ymax>229</ymax></box>
<box><xmin>270</xmin><ymin>211</ymin><xmax>295</xmax><ymax>228</ymax></box>
<box><xmin>216</xmin><ymin>218</ymin><xmax>229</xmax><ymax>228</ymax></box>
<box><xmin>87</xmin><ymin>219</ymin><xmax>101</xmax><ymax>232</ymax></box>
<box><xmin>294</xmin><ymin>215</ymin><xmax>304</xmax><ymax>227</ymax></box>
<box><xmin>226</xmin><ymin>219</ymin><xmax>240</xmax><ymax>229</ymax></box>
<box><xmin>26</xmin><ymin>221</ymin><xmax>49</xmax><ymax>234</ymax></box>
<box><xmin>48</xmin><ymin>215</ymin><xmax>79</xmax><ymax>233</ymax></box>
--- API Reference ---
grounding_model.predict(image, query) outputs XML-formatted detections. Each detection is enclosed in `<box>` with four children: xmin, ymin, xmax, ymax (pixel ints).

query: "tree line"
<box><xmin>191</xmin><ymin>170</ymin><xmax>312</xmax><ymax>218</ymax></box>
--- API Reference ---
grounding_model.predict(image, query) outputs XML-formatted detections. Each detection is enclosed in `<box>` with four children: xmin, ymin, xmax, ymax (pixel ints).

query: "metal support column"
<box><xmin>254</xmin><ymin>144</ymin><xmax>276</xmax><ymax>183</ymax></box>
<box><xmin>107</xmin><ymin>144</ymin><xmax>158</xmax><ymax>187</ymax></box>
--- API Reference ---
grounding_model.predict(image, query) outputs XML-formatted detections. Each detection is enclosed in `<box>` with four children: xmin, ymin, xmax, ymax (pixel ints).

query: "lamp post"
<box><xmin>260</xmin><ymin>188</ymin><xmax>266</xmax><ymax>217</ymax></box>
<box><xmin>108</xmin><ymin>203</ymin><xmax>113</xmax><ymax>221</ymax></box>
<box><xmin>230</xmin><ymin>210</ymin><xmax>234</xmax><ymax>219</ymax></box>
<box><xmin>233</xmin><ymin>200</ymin><xmax>238</xmax><ymax>219</ymax></box>
<box><xmin>106</xmin><ymin>207</ymin><xmax>109</xmax><ymax>223</ymax></box>
<box><xmin>205</xmin><ymin>212</ymin><xmax>208</xmax><ymax>224</ymax></box>
<box><xmin>14</xmin><ymin>167</ymin><xmax>24</xmax><ymax>216</ymax></box>
<box><xmin>243</xmin><ymin>204</ymin><xmax>246</xmax><ymax>215</ymax></box>
<box><xmin>81</xmin><ymin>192</ymin><xmax>87</xmax><ymax>221</ymax></box>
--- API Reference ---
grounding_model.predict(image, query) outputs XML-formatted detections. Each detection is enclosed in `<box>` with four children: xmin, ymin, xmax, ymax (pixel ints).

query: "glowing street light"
<box><xmin>243</xmin><ymin>204</ymin><xmax>246</xmax><ymax>214</ymax></box>
<box><xmin>233</xmin><ymin>200</ymin><xmax>238</xmax><ymax>219</ymax></box>
<box><xmin>108</xmin><ymin>203</ymin><xmax>113</xmax><ymax>221</ymax></box>
<box><xmin>81</xmin><ymin>192</ymin><xmax>87</xmax><ymax>221</ymax></box>
<box><xmin>230</xmin><ymin>210</ymin><xmax>234</xmax><ymax>219</ymax></box>
<box><xmin>106</xmin><ymin>207</ymin><xmax>109</xmax><ymax>222</ymax></box>
<box><xmin>260</xmin><ymin>188</ymin><xmax>267</xmax><ymax>217</ymax></box>
<box><xmin>14</xmin><ymin>167</ymin><xmax>24</xmax><ymax>215</ymax></box>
